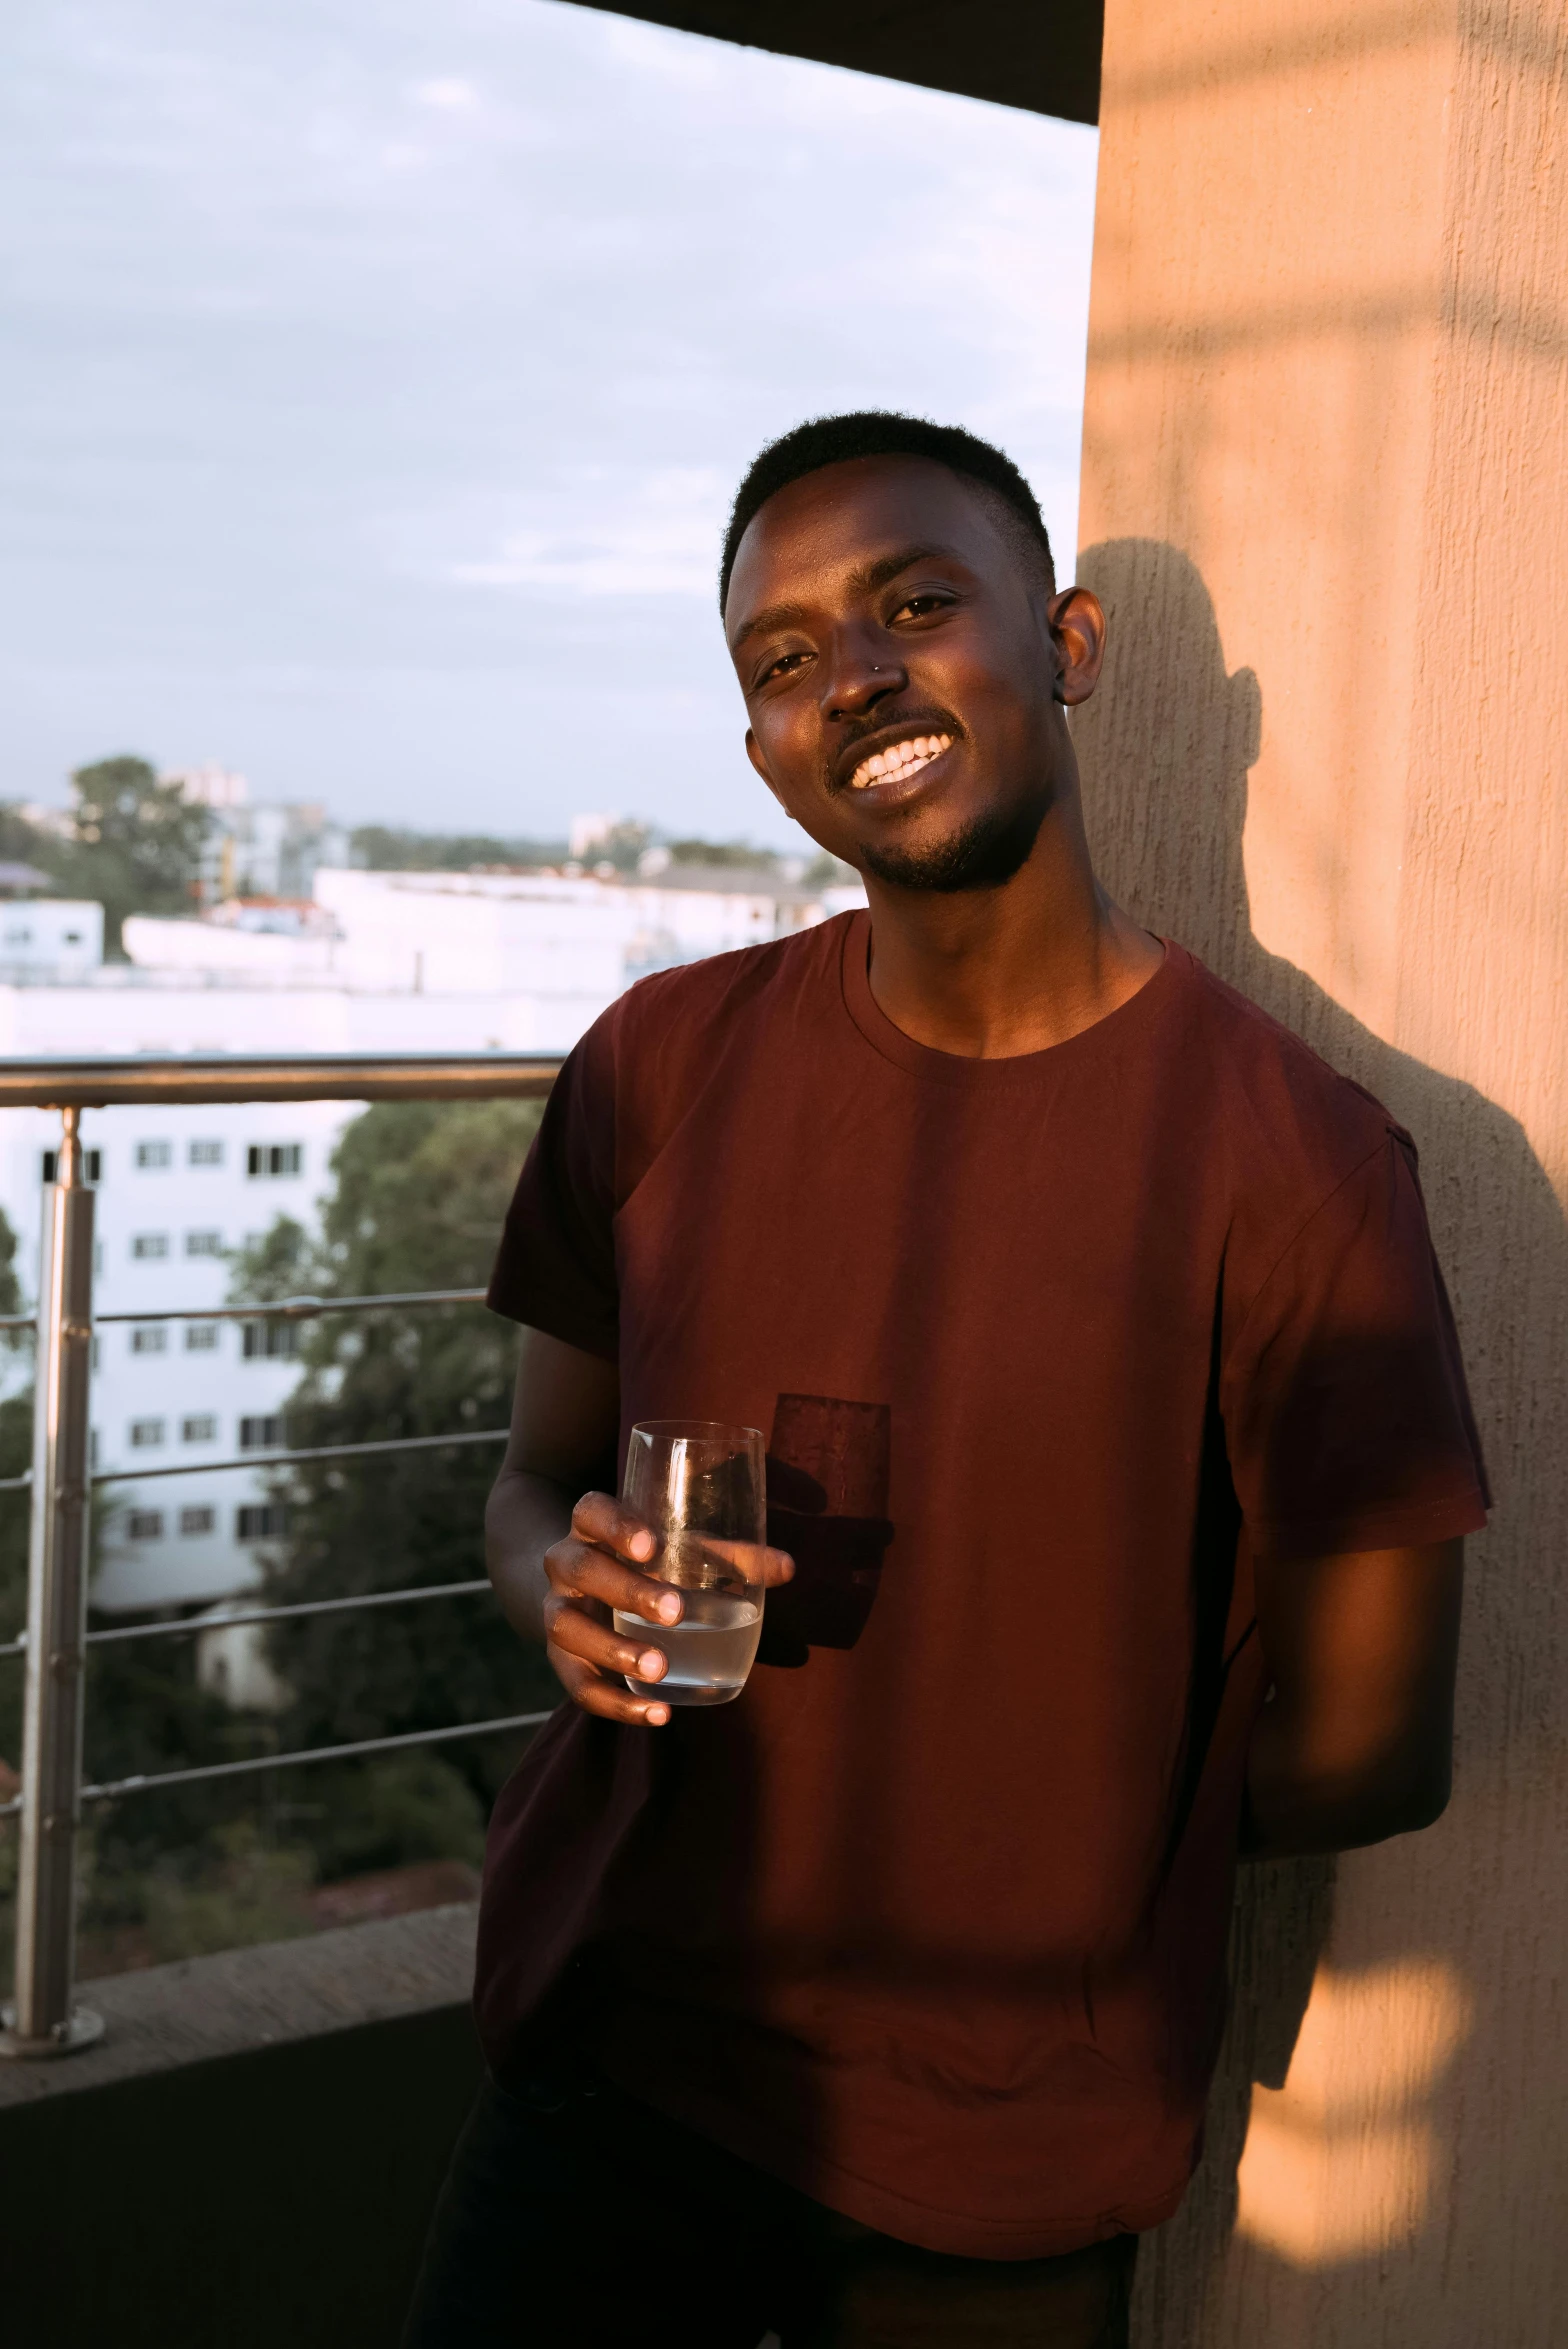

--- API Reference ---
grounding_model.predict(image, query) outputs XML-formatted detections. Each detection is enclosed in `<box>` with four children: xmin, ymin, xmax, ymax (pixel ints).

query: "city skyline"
<box><xmin>1</xmin><ymin>0</ymin><xmax>1098</xmax><ymax>850</ymax></box>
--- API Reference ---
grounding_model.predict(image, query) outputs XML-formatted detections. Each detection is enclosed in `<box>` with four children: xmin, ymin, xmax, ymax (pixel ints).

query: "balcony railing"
<box><xmin>0</xmin><ymin>1053</ymin><xmax>563</xmax><ymax>2058</ymax></box>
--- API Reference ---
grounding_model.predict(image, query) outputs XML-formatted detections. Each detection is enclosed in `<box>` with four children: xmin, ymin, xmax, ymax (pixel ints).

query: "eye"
<box><xmin>889</xmin><ymin>589</ymin><xmax>956</xmax><ymax>624</ymax></box>
<box><xmin>756</xmin><ymin>647</ymin><xmax>812</xmax><ymax>688</ymax></box>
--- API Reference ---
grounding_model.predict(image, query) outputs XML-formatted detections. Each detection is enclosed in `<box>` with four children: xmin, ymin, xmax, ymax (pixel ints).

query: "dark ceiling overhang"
<box><xmin>565</xmin><ymin>2</ymin><xmax>1102</xmax><ymax>126</ymax></box>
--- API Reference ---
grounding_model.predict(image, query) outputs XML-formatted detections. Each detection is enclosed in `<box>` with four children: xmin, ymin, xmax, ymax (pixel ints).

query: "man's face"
<box><xmin>725</xmin><ymin>455</ymin><xmax>1093</xmax><ymax>890</ymax></box>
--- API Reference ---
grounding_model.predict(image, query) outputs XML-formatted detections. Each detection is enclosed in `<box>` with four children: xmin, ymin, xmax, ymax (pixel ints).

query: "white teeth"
<box><xmin>848</xmin><ymin>731</ymin><xmax>953</xmax><ymax>790</ymax></box>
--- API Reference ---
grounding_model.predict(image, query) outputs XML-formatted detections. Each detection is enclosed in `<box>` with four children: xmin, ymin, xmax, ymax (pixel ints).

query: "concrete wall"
<box><xmin>1075</xmin><ymin>2</ymin><xmax>1568</xmax><ymax>2341</ymax></box>
<box><xmin>0</xmin><ymin>1907</ymin><xmax>483</xmax><ymax>2349</ymax></box>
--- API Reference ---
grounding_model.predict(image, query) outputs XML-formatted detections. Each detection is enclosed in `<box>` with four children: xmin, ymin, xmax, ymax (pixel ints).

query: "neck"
<box><xmin>860</xmin><ymin>786</ymin><xmax>1163</xmax><ymax>1060</ymax></box>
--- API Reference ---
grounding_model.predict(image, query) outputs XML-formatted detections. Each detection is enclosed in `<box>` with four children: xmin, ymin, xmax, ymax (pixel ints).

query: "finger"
<box><xmin>547</xmin><ymin>1540</ymin><xmax>685</xmax><ymax>1625</ymax></box>
<box><xmin>571</xmin><ymin>1490</ymin><xmax>659</xmax><ymax>1567</ymax></box>
<box><xmin>552</xmin><ymin>1647</ymin><xmax>671</xmax><ymax>1728</ymax></box>
<box><xmin>700</xmin><ymin>1537</ymin><xmax>796</xmax><ymax>1588</ymax></box>
<box><xmin>547</xmin><ymin>1595</ymin><xmax>672</xmax><ymax>1684</ymax></box>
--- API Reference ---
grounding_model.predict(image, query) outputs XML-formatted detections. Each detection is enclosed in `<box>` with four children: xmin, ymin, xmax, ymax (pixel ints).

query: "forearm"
<box><xmin>1243</xmin><ymin>1537</ymin><xmax>1463</xmax><ymax>1860</ymax></box>
<box><xmin>1240</xmin><ymin>1696</ymin><xmax>1451</xmax><ymax>1860</ymax></box>
<box><xmin>485</xmin><ymin>1465</ymin><xmax>575</xmax><ymax>1645</ymax></box>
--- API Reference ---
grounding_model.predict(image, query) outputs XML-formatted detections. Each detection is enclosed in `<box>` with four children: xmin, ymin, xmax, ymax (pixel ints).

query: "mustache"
<box><xmin>826</xmin><ymin>706</ymin><xmax>965</xmax><ymax>795</ymax></box>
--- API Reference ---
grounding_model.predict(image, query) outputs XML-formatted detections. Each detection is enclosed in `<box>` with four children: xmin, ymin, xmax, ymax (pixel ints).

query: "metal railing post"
<box><xmin>1</xmin><ymin>1107</ymin><xmax>104</xmax><ymax>2057</ymax></box>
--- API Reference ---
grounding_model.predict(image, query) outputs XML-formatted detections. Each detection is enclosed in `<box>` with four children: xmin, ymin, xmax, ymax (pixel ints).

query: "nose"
<box><xmin>819</xmin><ymin>633</ymin><xmax>906</xmax><ymax>724</ymax></box>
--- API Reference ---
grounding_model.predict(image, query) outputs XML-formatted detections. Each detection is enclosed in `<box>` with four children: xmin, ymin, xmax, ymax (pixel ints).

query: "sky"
<box><xmin>0</xmin><ymin>0</ymin><xmax>1099</xmax><ymax>851</ymax></box>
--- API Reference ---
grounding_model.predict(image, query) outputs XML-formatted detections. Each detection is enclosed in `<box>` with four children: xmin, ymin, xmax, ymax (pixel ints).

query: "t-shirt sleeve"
<box><xmin>486</xmin><ymin>1011</ymin><xmax>620</xmax><ymax>1362</ymax></box>
<box><xmin>1221</xmin><ymin>1131</ymin><xmax>1490</xmax><ymax>1561</ymax></box>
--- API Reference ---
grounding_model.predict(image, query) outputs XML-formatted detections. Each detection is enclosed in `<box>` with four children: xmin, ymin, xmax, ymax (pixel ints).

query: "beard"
<box><xmin>858</xmin><ymin>784</ymin><xmax>1050</xmax><ymax>895</ymax></box>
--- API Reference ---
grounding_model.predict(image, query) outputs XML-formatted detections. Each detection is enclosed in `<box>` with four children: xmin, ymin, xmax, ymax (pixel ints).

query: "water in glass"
<box><xmin>617</xmin><ymin>1424</ymin><xmax>767</xmax><ymax>1708</ymax></box>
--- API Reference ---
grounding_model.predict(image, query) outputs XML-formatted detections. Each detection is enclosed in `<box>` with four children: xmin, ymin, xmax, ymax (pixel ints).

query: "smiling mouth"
<box><xmin>846</xmin><ymin>731</ymin><xmax>954</xmax><ymax>791</ymax></box>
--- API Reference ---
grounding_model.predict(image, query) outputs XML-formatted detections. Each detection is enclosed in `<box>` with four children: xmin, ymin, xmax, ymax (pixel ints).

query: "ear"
<box><xmin>745</xmin><ymin>728</ymin><xmax>786</xmax><ymax>808</ymax></box>
<box><xmin>1046</xmin><ymin>586</ymin><xmax>1107</xmax><ymax>707</ymax></box>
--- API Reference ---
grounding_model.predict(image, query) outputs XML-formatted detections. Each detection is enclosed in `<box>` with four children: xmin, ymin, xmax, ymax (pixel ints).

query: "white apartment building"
<box><xmin>3</xmin><ymin>857</ymin><xmax>864</xmax><ymax>1623</ymax></box>
<box><xmin>124</xmin><ymin>862</ymin><xmax>862</xmax><ymax>997</ymax></box>
<box><xmin>0</xmin><ymin>1097</ymin><xmax>347</xmax><ymax>1616</ymax></box>
<box><xmin>165</xmin><ymin>763</ymin><xmax>352</xmax><ymax>902</ymax></box>
<box><xmin>0</xmin><ymin>900</ymin><xmax>104</xmax><ymax>985</ymax></box>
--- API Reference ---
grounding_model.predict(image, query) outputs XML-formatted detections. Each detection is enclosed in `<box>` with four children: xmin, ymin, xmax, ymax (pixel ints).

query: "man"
<box><xmin>404</xmin><ymin>414</ymin><xmax>1487</xmax><ymax>2347</ymax></box>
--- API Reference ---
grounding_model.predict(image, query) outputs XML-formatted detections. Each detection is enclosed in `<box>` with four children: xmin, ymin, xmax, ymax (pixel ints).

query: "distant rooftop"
<box><xmin>634</xmin><ymin>860</ymin><xmax>819</xmax><ymax>899</ymax></box>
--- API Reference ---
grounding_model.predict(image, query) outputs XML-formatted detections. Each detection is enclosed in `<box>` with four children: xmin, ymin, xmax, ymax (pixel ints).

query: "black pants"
<box><xmin>403</xmin><ymin>2073</ymin><xmax>1137</xmax><ymax>2349</ymax></box>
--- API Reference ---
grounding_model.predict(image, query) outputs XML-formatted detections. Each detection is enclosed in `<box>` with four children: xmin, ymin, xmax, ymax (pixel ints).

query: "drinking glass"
<box><xmin>614</xmin><ymin>1420</ymin><xmax>767</xmax><ymax>1707</ymax></box>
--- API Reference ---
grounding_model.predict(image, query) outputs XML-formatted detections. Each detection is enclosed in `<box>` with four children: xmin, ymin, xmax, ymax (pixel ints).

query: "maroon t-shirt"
<box><xmin>477</xmin><ymin>916</ymin><xmax>1487</xmax><ymax>2258</ymax></box>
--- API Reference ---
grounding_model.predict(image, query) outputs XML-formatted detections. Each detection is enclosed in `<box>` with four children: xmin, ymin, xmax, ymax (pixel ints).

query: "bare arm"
<box><xmin>484</xmin><ymin>1324</ymin><xmax>621</xmax><ymax>1645</ymax></box>
<box><xmin>1242</xmin><ymin>1537</ymin><xmax>1464</xmax><ymax>1859</ymax></box>
<box><xmin>485</xmin><ymin>1323</ymin><xmax>791</xmax><ymax>1728</ymax></box>
<box><xmin>483</xmin><ymin>1324</ymin><xmax>677</xmax><ymax>1725</ymax></box>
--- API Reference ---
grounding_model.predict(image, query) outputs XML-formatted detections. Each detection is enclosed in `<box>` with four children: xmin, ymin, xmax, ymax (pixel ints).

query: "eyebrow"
<box><xmin>728</xmin><ymin>543</ymin><xmax>964</xmax><ymax>652</ymax></box>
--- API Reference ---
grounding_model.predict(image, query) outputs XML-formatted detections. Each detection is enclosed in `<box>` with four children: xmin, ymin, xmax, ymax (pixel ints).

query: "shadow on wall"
<box><xmin>1073</xmin><ymin>541</ymin><xmax>1568</xmax><ymax>2346</ymax></box>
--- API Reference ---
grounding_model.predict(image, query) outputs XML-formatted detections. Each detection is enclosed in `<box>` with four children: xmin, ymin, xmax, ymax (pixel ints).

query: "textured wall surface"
<box><xmin>1076</xmin><ymin>2</ymin><xmax>1568</xmax><ymax>2341</ymax></box>
<box><xmin>0</xmin><ymin>1907</ymin><xmax>483</xmax><ymax>2349</ymax></box>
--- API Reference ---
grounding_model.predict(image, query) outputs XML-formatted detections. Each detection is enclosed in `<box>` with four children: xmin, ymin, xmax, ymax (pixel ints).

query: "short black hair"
<box><xmin>719</xmin><ymin>410</ymin><xmax>1053</xmax><ymax>611</ymax></box>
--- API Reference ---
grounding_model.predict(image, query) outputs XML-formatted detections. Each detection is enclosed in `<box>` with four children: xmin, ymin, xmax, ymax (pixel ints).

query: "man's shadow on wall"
<box><xmin>1073</xmin><ymin>540</ymin><xmax>1568</xmax><ymax>2342</ymax></box>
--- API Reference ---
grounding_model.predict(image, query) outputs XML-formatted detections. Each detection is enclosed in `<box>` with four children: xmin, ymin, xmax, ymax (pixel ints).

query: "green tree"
<box><xmin>5</xmin><ymin>1109</ymin><xmax>559</xmax><ymax>1981</ymax></box>
<box><xmin>0</xmin><ymin>1208</ymin><xmax>30</xmax><ymax>1767</ymax></box>
<box><xmin>228</xmin><ymin>1098</ymin><xmax>556</xmax><ymax>1884</ymax></box>
<box><xmin>54</xmin><ymin>756</ymin><xmax>211</xmax><ymax>954</ymax></box>
<box><xmin>659</xmin><ymin>838</ymin><xmax>858</xmax><ymax>887</ymax></box>
<box><xmin>350</xmin><ymin>824</ymin><xmax>568</xmax><ymax>873</ymax></box>
<box><xmin>801</xmin><ymin>849</ymin><xmax>859</xmax><ymax>888</ymax></box>
<box><xmin>1</xmin><ymin>758</ymin><xmax>217</xmax><ymax>955</ymax></box>
<box><xmin>0</xmin><ymin>1199</ymin><xmax>27</xmax><ymax>1973</ymax></box>
<box><xmin>72</xmin><ymin>1634</ymin><xmax>304</xmax><ymax>1973</ymax></box>
<box><xmin>0</xmin><ymin>803</ymin><xmax>52</xmax><ymax>871</ymax></box>
<box><xmin>664</xmin><ymin>835</ymin><xmax>778</xmax><ymax>870</ymax></box>
<box><xmin>0</xmin><ymin>1204</ymin><xmax>22</xmax><ymax>1322</ymax></box>
<box><xmin>0</xmin><ymin>1396</ymin><xmax>29</xmax><ymax>1774</ymax></box>
<box><xmin>0</xmin><ymin>1205</ymin><xmax>320</xmax><ymax>1982</ymax></box>
<box><xmin>0</xmin><ymin>1388</ymin><xmax>28</xmax><ymax>1977</ymax></box>
<box><xmin>67</xmin><ymin>755</ymin><xmax>213</xmax><ymax>941</ymax></box>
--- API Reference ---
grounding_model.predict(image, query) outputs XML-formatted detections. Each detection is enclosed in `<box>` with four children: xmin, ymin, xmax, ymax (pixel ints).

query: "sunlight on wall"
<box><xmin>1234</xmin><ymin>1957</ymin><xmax>1472</xmax><ymax>2266</ymax></box>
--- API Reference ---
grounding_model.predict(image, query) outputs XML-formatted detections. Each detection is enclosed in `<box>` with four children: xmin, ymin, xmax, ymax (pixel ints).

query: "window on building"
<box><xmin>129</xmin><ymin>1325</ymin><xmax>168</xmax><ymax>1355</ymax></box>
<box><xmin>178</xmin><ymin>1506</ymin><xmax>215</xmax><ymax>1537</ymax></box>
<box><xmin>246</xmin><ymin>1143</ymin><xmax>303</xmax><ymax>1179</ymax></box>
<box><xmin>184</xmin><ymin>1230</ymin><xmax>224</xmax><ymax>1258</ymax></box>
<box><xmin>129</xmin><ymin>1418</ymin><xmax>165</xmax><ymax>1448</ymax></box>
<box><xmin>131</xmin><ymin>1233</ymin><xmax>170</xmax><ymax>1261</ymax></box>
<box><xmin>185</xmin><ymin>1323</ymin><xmax>221</xmax><ymax>1352</ymax></box>
<box><xmin>241</xmin><ymin>1320</ymin><xmax>300</xmax><ymax>1360</ymax></box>
<box><xmin>181</xmin><ymin>1415</ymin><xmax>217</xmax><ymax>1443</ymax></box>
<box><xmin>189</xmin><ymin>1139</ymin><xmax>224</xmax><ymax>1167</ymax></box>
<box><xmin>41</xmin><ymin>1149</ymin><xmax>102</xmax><ymax>1184</ymax></box>
<box><xmin>128</xmin><ymin>1509</ymin><xmax>165</xmax><ymax>1540</ymax></box>
<box><xmin>239</xmin><ymin>1414</ymin><xmax>284</xmax><ymax>1451</ymax></box>
<box><xmin>236</xmin><ymin>1503</ymin><xmax>288</xmax><ymax>1541</ymax></box>
<box><xmin>135</xmin><ymin>1140</ymin><xmax>173</xmax><ymax>1170</ymax></box>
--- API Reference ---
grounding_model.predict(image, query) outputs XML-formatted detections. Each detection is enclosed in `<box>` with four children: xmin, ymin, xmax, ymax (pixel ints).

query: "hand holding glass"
<box><xmin>614</xmin><ymin>1421</ymin><xmax>768</xmax><ymax>1706</ymax></box>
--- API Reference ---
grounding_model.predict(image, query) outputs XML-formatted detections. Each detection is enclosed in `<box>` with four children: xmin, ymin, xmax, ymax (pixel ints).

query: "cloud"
<box><xmin>451</xmin><ymin>469</ymin><xmax>728</xmax><ymax>598</ymax></box>
<box><xmin>413</xmin><ymin>77</ymin><xmax>480</xmax><ymax>111</ymax></box>
<box><xmin>0</xmin><ymin>0</ymin><xmax>1096</xmax><ymax>837</ymax></box>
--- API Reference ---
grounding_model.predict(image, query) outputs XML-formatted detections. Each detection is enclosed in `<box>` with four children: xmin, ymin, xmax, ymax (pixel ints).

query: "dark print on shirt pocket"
<box><xmin>760</xmin><ymin>1393</ymin><xmax>894</xmax><ymax>1665</ymax></box>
